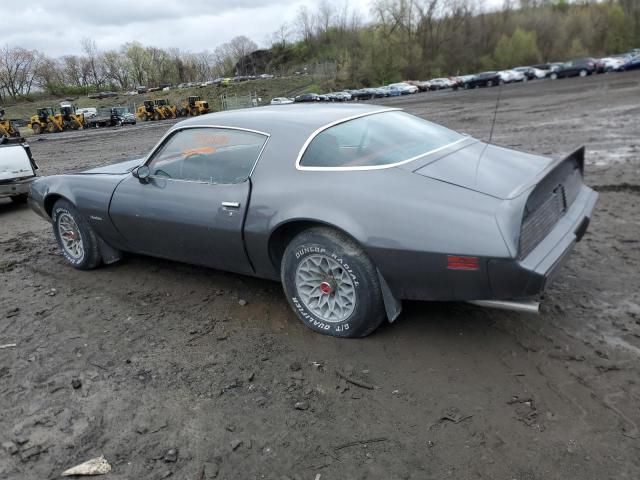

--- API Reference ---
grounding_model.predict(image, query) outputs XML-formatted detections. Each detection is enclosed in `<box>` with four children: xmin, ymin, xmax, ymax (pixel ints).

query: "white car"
<box><xmin>388</xmin><ymin>82</ymin><xmax>419</xmax><ymax>94</ymax></box>
<box><xmin>498</xmin><ymin>70</ymin><xmax>525</xmax><ymax>83</ymax></box>
<box><xmin>599</xmin><ymin>57</ymin><xmax>627</xmax><ymax>72</ymax></box>
<box><xmin>429</xmin><ymin>78</ymin><xmax>453</xmax><ymax>90</ymax></box>
<box><xmin>76</xmin><ymin>107</ymin><xmax>97</xmax><ymax>118</ymax></box>
<box><xmin>0</xmin><ymin>138</ymin><xmax>37</xmax><ymax>204</ymax></box>
<box><xmin>270</xmin><ymin>97</ymin><xmax>294</xmax><ymax>105</ymax></box>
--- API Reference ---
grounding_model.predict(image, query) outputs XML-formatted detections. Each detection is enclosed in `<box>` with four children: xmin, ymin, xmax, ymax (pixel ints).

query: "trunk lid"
<box><xmin>413</xmin><ymin>142</ymin><xmax>554</xmax><ymax>199</ymax></box>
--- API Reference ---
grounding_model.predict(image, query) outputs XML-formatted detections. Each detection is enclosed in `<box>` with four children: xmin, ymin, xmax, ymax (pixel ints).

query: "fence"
<box><xmin>220</xmin><ymin>92</ymin><xmax>260</xmax><ymax>111</ymax></box>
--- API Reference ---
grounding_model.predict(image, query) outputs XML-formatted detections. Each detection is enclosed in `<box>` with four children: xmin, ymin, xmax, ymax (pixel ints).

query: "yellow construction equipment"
<box><xmin>153</xmin><ymin>99</ymin><xmax>177</xmax><ymax>120</ymax></box>
<box><xmin>136</xmin><ymin>99</ymin><xmax>177</xmax><ymax>121</ymax></box>
<box><xmin>0</xmin><ymin>108</ymin><xmax>20</xmax><ymax>138</ymax></box>
<box><xmin>57</xmin><ymin>104</ymin><xmax>85</xmax><ymax>131</ymax></box>
<box><xmin>28</xmin><ymin>107</ymin><xmax>56</xmax><ymax>134</ymax></box>
<box><xmin>136</xmin><ymin>100</ymin><xmax>155</xmax><ymax>121</ymax></box>
<box><xmin>28</xmin><ymin>105</ymin><xmax>84</xmax><ymax>134</ymax></box>
<box><xmin>180</xmin><ymin>96</ymin><xmax>210</xmax><ymax>116</ymax></box>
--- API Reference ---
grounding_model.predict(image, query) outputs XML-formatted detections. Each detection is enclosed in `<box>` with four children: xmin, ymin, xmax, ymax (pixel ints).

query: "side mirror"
<box><xmin>133</xmin><ymin>165</ymin><xmax>151</xmax><ymax>183</ymax></box>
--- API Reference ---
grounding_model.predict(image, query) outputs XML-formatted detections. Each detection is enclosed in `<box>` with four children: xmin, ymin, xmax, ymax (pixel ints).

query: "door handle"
<box><xmin>221</xmin><ymin>201</ymin><xmax>240</xmax><ymax>208</ymax></box>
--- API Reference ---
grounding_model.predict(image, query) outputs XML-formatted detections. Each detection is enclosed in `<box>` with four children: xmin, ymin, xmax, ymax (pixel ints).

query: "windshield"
<box><xmin>299</xmin><ymin>111</ymin><xmax>465</xmax><ymax>169</ymax></box>
<box><xmin>113</xmin><ymin>107</ymin><xmax>129</xmax><ymax>115</ymax></box>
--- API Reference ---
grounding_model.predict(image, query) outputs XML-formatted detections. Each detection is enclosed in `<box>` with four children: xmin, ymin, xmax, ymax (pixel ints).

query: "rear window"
<box><xmin>299</xmin><ymin>111</ymin><xmax>464</xmax><ymax>169</ymax></box>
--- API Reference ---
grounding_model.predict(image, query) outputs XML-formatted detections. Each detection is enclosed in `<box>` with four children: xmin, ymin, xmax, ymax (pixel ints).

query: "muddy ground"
<box><xmin>1</xmin><ymin>72</ymin><xmax>639</xmax><ymax>480</ymax></box>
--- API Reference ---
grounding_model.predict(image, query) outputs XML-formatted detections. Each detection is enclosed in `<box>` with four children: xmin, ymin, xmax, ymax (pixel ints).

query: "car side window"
<box><xmin>148</xmin><ymin>128</ymin><xmax>267</xmax><ymax>184</ymax></box>
<box><xmin>299</xmin><ymin>111</ymin><xmax>464</xmax><ymax>169</ymax></box>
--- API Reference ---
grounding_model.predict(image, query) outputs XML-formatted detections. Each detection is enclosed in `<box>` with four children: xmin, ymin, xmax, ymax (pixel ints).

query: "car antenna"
<box><xmin>487</xmin><ymin>81</ymin><xmax>502</xmax><ymax>146</ymax></box>
<box><xmin>476</xmin><ymin>79</ymin><xmax>503</xmax><ymax>180</ymax></box>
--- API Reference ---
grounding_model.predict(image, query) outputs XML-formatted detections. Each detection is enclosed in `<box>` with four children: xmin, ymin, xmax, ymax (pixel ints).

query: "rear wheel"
<box><xmin>52</xmin><ymin>199</ymin><xmax>101</xmax><ymax>270</ymax></box>
<box><xmin>47</xmin><ymin>122</ymin><xmax>56</xmax><ymax>133</ymax></box>
<box><xmin>579</xmin><ymin>69</ymin><xmax>588</xmax><ymax>77</ymax></box>
<box><xmin>487</xmin><ymin>80</ymin><xmax>494</xmax><ymax>87</ymax></box>
<box><xmin>32</xmin><ymin>123</ymin><xmax>42</xmax><ymax>135</ymax></box>
<box><xmin>281</xmin><ymin>227</ymin><xmax>386</xmax><ymax>338</ymax></box>
<box><xmin>550</xmin><ymin>72</ymin><xmax>558</xmax><ymax>80</ymax></box>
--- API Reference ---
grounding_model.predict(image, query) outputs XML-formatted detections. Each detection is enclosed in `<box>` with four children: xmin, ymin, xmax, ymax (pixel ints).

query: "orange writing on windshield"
<box><xmin>194</xmin><ymin>132</ymin><xmax>230</xmax><ymax>146</ymax></box>
<box><xmin>182</xmin><ymin>146</ymin><xmax>216</xmax><ymax>157</ymax></box>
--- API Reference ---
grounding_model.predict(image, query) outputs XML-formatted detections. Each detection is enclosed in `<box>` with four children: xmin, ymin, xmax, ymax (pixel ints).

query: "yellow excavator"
<box><xmin>0</xmin><ymin>108</ymin><xmax>21</xmax><ymax>138</ymax></box>
<box><xmin>28</xmin><ymin>105</ymin><xmax>84</xmax><ymax>134</ymax></box>
<box><xmin>180</xmin><ymin>96</ymin><xmax>210</xmax><ymax>116</ymax></box>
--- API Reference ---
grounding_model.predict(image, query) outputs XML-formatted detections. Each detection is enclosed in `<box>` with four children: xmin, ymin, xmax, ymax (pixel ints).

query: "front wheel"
<box><xmin>550</xmin><ymin>72</ymin><xmax>558</xmax><ymax>80</ymax></box>
<box><xmin>579</xmin><ymin>69</ymin><xmax>588</xmax><ymax>77</ymax></box>
<box><xmin>52</xmin><ymin>199</ymin><xmax>102</xmax><ymax>270</ymax></box>
<box><xmin>281</xmin><ymin>227</ymin><xmax>386</xmax><ymax>338</ymax></box>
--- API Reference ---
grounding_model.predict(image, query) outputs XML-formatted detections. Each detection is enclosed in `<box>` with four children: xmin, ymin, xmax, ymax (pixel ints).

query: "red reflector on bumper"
<box><xmin>447</xmin><ymin>255</ymin><xmax>479</xmax><ymax>270</ymax></box>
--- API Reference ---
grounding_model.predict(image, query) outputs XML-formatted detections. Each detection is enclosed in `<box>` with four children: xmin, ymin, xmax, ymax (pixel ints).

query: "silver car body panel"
<box><xmin>28</xmin><ymin>104</ymin><xmax>597</xmax><ymax>311</ymax></box>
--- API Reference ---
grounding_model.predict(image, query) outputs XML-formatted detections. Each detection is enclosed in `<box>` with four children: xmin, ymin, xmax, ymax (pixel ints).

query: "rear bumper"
<box><xmin>0</xmin><ymin>177</ymin><xmax>35</xmax><ymax>198</ymax></box>
<box><xmin>488</xmin><ymin>185</ymin><xmax>598</xmax><ymax>298</ymax></box>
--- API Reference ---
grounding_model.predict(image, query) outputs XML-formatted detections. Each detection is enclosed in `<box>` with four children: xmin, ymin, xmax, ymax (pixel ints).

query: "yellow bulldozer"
<box><xmin>0</xmin><ymin>108</ymin><xmax>21</xmax><ymax>138</ymax></box>
<box><xmin>28</xmin><ymin>105</ymin><xmax>84</xmax><ymax>134</ymax></box>
<box><xmin>180</xmin><ymin>96</ymin><xmax>210</xmax><ymax>116</ymax></box>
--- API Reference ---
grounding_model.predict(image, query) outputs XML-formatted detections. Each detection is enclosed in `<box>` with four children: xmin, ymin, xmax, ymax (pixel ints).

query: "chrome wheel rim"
<box><xmin>57</xmin><ymin>213</ymin><xmax>84</xmax><ymax>261</ymax></box>
<box><xmin>295</xmin><ymin>254</ymin><xmax>356</xmax><ymax>323</ymax></box>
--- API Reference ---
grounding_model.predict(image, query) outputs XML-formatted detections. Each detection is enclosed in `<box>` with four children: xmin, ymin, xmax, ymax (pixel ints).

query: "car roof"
<box><xmin>175</xmin><ymin>103</ymin><xmax>396</xmax><ymax>139</ymax></box>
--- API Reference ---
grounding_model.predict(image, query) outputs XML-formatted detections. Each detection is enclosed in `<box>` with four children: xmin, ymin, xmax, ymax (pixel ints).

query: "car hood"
<box><xmin>80</xmin><ymin>157</ymin><xmax>143</xmax><ymax>175</ymax></box>
<box><xmin>414</xmin><ymin>142</ymin><xmax>553</xmax><ymax>199</ymax></box>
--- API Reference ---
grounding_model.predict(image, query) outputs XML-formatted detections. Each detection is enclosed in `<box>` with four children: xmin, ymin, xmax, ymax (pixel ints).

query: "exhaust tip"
<box><xmin>467</xmin><ymin>299</ymin><xmax>540</xmax><ymax>314</ymax></box>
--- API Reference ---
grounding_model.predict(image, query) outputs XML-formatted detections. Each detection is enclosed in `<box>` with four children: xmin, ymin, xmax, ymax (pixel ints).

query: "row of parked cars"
<box><xmin>275</xmin><ymin>49</ymin><xmax>639</xmax><ymax>104</ymax></box>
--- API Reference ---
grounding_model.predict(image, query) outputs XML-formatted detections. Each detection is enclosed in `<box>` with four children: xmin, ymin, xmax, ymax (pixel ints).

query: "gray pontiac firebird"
<box><xmin>29</xmin><ymin>104</ymin><xmax>597</xmax><ymax>337</ymax></box>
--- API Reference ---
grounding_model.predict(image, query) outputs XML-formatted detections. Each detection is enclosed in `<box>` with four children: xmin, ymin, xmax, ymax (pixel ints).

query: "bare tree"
<box><xmin>81</xmin><ymin>37</ymin><xmax>106</xmax><ymax>88</ymax></box>
<box><xmin>227</xmin><ymin>36</ymin><xmax>258</xmax><ymax>75</ymax></box>
<box><xmin>0</xmin><ymin>46</ymin><xmax>41</xmax><ymax>99</ymax></box>
<box><xmin>271</xmin><ymin>23</ymin><xmax>291</xmax><ymax>47</ymax></box>
<box><xmin>102</xmin><ymin>49</ymin><xmax>130</xmax><ymax>89</ymax></box>
<box><xmin>295</xmin><ymin>5</ymin><xmax>316</xmax><ymax>41</ymax></box>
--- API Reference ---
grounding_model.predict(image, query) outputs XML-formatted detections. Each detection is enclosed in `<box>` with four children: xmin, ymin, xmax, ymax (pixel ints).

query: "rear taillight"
<box><xmin>447</xmin><ymin>256</ymin><xmax>479</xmax><ymax>270</ymax></box>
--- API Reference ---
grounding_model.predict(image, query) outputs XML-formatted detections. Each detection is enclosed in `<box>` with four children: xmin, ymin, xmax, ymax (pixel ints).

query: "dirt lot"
<box><xmin>1</xmin><ymin>72</ymin><xmax>639</xmax><ymax>480</ymax></box>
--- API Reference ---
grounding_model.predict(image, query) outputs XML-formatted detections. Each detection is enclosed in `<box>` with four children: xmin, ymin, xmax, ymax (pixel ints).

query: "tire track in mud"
<box><xmin>593</xmin><ymin>183</ymin><xmax>640</xmax><ymax>194</ymax></box>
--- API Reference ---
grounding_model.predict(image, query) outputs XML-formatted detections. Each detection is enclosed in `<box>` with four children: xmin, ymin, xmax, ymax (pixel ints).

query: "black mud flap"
<box><xmin>97</xmin><ymin>237</ymin><xmax>123</xmax><ymax>265</ymax></box>
<box><xmin>377</xmin><ymin>270</ymin><xmax>402</xmax><ymax>323</ymax></box>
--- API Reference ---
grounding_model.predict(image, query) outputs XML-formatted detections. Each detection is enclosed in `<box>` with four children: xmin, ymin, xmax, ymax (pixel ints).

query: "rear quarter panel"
<box><xmin>244</xmin><ymin>137</ymin><xmax>509</xmax><ymax>300</ymax></box>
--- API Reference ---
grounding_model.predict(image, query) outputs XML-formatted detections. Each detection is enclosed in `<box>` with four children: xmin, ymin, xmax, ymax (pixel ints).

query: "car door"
<box><xmin>109</xmin><ymin>126</ymin><xmax>268</xmax><ymax>275</ymax></box>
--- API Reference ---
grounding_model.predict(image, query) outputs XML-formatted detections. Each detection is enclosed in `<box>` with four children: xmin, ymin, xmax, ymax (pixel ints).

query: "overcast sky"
<box><xmin>4</xmin><ymin>0</ymin><xmax>503</xmax><ymax>57</ymax></box>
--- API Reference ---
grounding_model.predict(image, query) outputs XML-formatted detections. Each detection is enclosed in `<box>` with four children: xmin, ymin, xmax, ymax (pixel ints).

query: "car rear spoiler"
<box><xmin>507</xmin><ymin>146</ymin><xmax>585</xmax><ymax>199</ymax></box>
